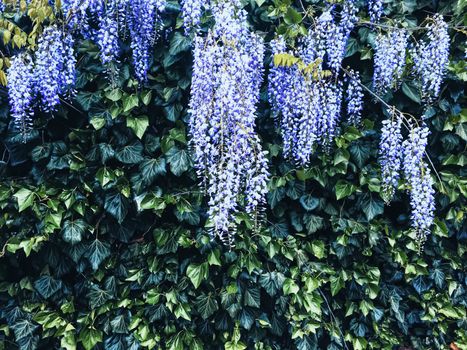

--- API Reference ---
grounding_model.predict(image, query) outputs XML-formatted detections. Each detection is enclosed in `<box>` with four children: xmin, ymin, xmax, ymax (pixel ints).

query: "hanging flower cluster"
<box><xmin>269</xmin><ymin>3</ymin><xmax>359</xmax><ymax>165</ymax></box>
<box><xmin>402</xmin><ymin>126</ymin><xmax>435</xmax><ymax>242</ymax></box>
<box><xmin>7</xmin><ymin>26</ymin><xmax>76</xmax><ymax>131</ymax></box>
<box><xmin>180</xmin><ymin>0</ymin><xmax>205</xmax><ymax>33</ymax></box>
<box><xmin>411</xmin><ymin>14</ymin><xmax>450</xmax><ymax>101</ymax></box>
<box><xmin>379</xmin><ymin>117</ymin><xmax>435</xmax><ymax>240</ymax></box>
<box><xmin>61</xmin><ymin>0</ymin><xmax>166</xmax><ymax>82</ymax></box>
<box><xmin>188</xmin><ymin>2</ymin><xmax>269</xmax><ymax>246</ymax></box>
<box><xmin>35</xmin><ymin>26</ymin><xmax>76</xmax><ymax>111</ymax></box>
<box><xmin>373</xmin><ymin>29</ymin><xmax>408</xmax><ymax>94</ymax></box>
<box><xmin>7</xmin><ymin>53</ymin><xmax>35</xmax><ymax>131</ymax></box>
<box><xmin>379</xmin><ymin>113</ymin><xmax>403</xmax><ymax>202</ymax></box>
<box><xmin>368</xmin><ymin>0</ymin><xmax>383</xmax><ymax>23</ymax></box>
<box><xmin>345</xmin><ymin>69</ymin><xmax>364</xmax><ymax>125</ymax></box>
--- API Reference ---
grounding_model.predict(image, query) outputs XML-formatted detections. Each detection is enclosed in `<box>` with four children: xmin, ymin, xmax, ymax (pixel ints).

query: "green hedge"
<box><xmin>0</xmin><ymin>0</ymin><xmax>466</xmax><ymax>349</ymax></box>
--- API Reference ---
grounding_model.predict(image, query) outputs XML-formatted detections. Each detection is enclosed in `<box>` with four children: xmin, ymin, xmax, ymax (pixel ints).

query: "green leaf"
<box><xmin>34</xmin><ymin>276</ymin><xmax>62</xmax><ymax>299</ymax></box>
<box><xmin>169</xmin><ymin>32</ymin><xmax>191</xmax><ymax>56</ymax></box>
<box><xmin>335</xmin><ymin>180</ymin><xmax>357</xmax><ymax>200</ymax></box>
<box><xmin>14</xmin><ymin>188</ymin><xmax>35</xmax><ymax>212</ymax></box>
<box><xmin>303</xmin><ymin>214</ymin><xmax>324</xmax><ymax>234</ymax></box>
<box><xmin>186</xmin><ymin>262</ymin><xmax>209</xmax><ymax>289</ymax></box>
<box><xmin>75</xmin><ymin>92</ymin><xmax>101</xmax><ymax>111</ymax></box>
<box><xmin>358</xmin><ymin>193</ymin><xmax>384</xmax><ymax>221</ymax></box>
<box><xmin>402</xmin><ymin>82</ymin><xmax>421</xmax><ymax>104</ymax></box>
<box><xmin>139</xmin><ymin>158</ymin><xmax>167</xmax><ymax>183</ymax></box>
<box><xmin>283</xmin><ymin>278</ymin><xmax>299</xmax><ymax>295</ymax></box>
<box><xmin>86</xmin><ymin>239</ymin><xmax>111</xmax><ymax>270</ymax></box>
<box><xmin>243</xmin><ymin>287</ymin><xmax>260</xmax><ymax>308</ymax></box>
<box><xmin>330</xmin><ymin>275</ymin><xmax>344</xmax><ymax>296</ymax></box>
<box><xmin>105</xmin><ymin>89</ymin><xmax>122</xmax><ymax>102</ymax></box>
<box><xmin>123</xmin><ymin>94</ymin><xmax>139</xmax><ymax>112</ymax></box>
<box><xmin>62</xmin><ymin>219</ymin><xmax>87</xmax><ymax>244</ymax></box>
<box><xmin>195</xmin><ymin>294</ymin><xmax>219</xmax><ymax>319</ymax></box>
<box><xmin>311</xmin><ymin>240</ymin><xmax>325</xmax><ymax>259</ymax></box>
<box><xmin>300</xmin><ymin>195</ymin><xmax>319</xmax><ymax>211</ymax></box>
<box><xmin>126</xmin><ymin>115</ymin><xmax>149</xmax><ymax>139</ymax></box>
<box><xmin>104</xmin><ymin>193</ymin><xmax>129</xmax><ymax>223</ymax></box>
<box><xmin>116</xmin><ymin>142</ymin><xmax>144</xmax><ymax>164</ymax></box>
<box><xmin>166</xmin><ymin>147</ymin><xmax>191</xmax><ymax>176</ymax></box>
<box><xmin>79</xmin><ymin>328</ymin><xmax>103</xmax><ymax>350</ymax></box>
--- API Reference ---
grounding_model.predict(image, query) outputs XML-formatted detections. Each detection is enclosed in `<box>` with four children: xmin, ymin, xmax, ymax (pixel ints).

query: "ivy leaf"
<box><xmin>330</xmin><ymin>275</ymin><xmax>344</xmax><ymax>296</ymax></box>
<box><xmin>75</xmin><ymin>92</ymin><xmax>101</xmax><ymax>111</ymax></box>
<box><xmin>116</xmin><ymin>142</ymin><xmax>144</xmax><ymax>164</ymax></box>
<box><xmin>122</xmin><ymin>94</ymin><xmax>139</xmax><ymax>113</ymax></box>
<box><xmin>243</xmin><ymin>287</ymin><xmax>260</xmax><ymax>308</ymax></box>
<box><xmin>303</xmin><ymin>214</ymin><xmax>324</xmax><ymax>234</ymax></box>
<box><xmin>62</xmin><ymin>219</ymin><xmax>87</xmax><ymax>244</ymax></box>
<box><xmin>269</xmin><ymin>219</ymin><xmax>289</xmax><ymax>238</ymax></box>
<box><xmin>283</xmin><ymin>278</ymin><xmax>299</xmax><ymax>295</ymax></box>
<box><xmin>335</xmin><ymin>180</ymin><xmax>357</xmax><ymax>200</ymax></box>
<box><xmin>14</xmin><ymin>188</ymin><xmax>35</xmax><ymax>212</ymax></box>
<box><xmin>166</xmin><ymin>147</ymin><xmax>191</xmax><ymax>176</ymax></box>
<box><xmin>195</xmin><ymin>294</ymin><xmax>219</xmax><ymax>319</ymax></box>
<box><xmin>139</xmin><ymin>158</ymin><xmax>167</xmax><ymax>184</ymax></box>
<box><xmin>11</xmin><ymin>319</ymin><xmax>38</xmax><ymax>340</ymax></box>
<box><xmin>267</xmin><ymin>187</ymin><xmax>285</xmax><ymax>209</ymax></box>
<box><xmin>126</xmin><ymin>115</ymin><xmax>149</xmax><ymax>139</ymax></box>
<box><xmin>86</xmin><ymin>239</ymin><xmax>111</xmax><ymax>270</ymax></box>
<box><xmin>104</xmin><ymin>193</ymin><xmax>129</xmax><ymax>223</ymax></box>
<box><xmin>79</xmin><ymin>328</ymin><xmax>103</xmax><ymax>350</ymax></box>
<box><xmin>169</xmin><ymin>32</ymin><xmax>191</xmax><ymax>56</ymax></box>
<box><xmin>34</xmin><ymin>276</ymin><xmax>62</xmax><ymax>299</ymax></box>
<box><xmin>402</xmin><ymin>82</ymin><xmax>421</xmax><ymax>104</ymax></box>
<box><xmin>186</xmin><ymin>262</ymin><xmax>209</xmax><ymax>289</ymax></box>
<box><xmin>358</xmin><ymin>193</ymin><xmax>384</xmax><ymax>221</ymax></box>
<box><xmin>300</xmin><ymin>195</ymin><xmax>319</xmax><ymax>211</ymax></box>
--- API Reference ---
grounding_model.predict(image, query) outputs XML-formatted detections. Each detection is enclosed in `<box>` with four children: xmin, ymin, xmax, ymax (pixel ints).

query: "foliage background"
<box><xmin>0</xmin><ymin>0</ymin><xmax>466</xmax><ymax>349</ymax></box>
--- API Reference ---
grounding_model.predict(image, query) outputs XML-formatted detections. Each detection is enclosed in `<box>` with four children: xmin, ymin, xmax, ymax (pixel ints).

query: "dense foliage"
<box><xmin>0</xmin><ymin>0</ymin><xmax>466</xmax><ymax>349</ymax></box>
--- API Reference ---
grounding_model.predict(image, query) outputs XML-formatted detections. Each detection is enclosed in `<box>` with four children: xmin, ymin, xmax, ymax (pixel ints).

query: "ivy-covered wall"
<box><xmin>0</xmin><ymin>1</ymin><xmax>466</xmax><ymax>350</ymax></box>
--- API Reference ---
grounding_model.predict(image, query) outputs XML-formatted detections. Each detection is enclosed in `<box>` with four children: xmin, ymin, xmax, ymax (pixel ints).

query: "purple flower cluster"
<box><xmin>346</xmin><ymin>69</ymin><xmax>364</xmax><ymax>125</ymax></box>
<box><xmin>180</xmin><ymin>0</ymin><xmax>205</xmax><ymax>33</ymax></box>
<box><xmin>312</xmin><ymin>3</ymin><xmax>357</xmax><ymax>74</ymax></box>
<box><xmin>379</xmin><ymin>114</ymin><xmax>403</xmax><ymax>202</ymax></box>
<box><xmin>7</xmin><ymin>25</ymin><xmax>76</xmax><ymax>132</ymax></box>
<box><xmin>7</xmin><ymin>53</ymin><xmax>35</xmax><ymax>130</ymax></box>
<box><xmin>7</xmin><ymin>26</ymin><xmax>76</xmax><ymax>132</ymax></box>
<box><xmin>128</xmin><ymin>0</ymin><xmax>165</xmax><ymax>82</ymax></box>
<box><xmin>269</xmin><ymin>2</ymin><xmax>360</xmax><ymax>166</ymax></box>
<box><xmin>189</xmin><ymin>2</ymin><xmax>269</xmax><ymax>246</ymax></box>
<box><xmin>373</xmin><ymin>29</ymin><xmax>408</xmax><ymax>94</ymax></box>
<box><xmin>62</xmin><ymin>0</ymin><xmax>165</xmax><ymax>82</ymax></box>
<box><xmin>35</xmin><ymin>26</ymin><xmax>76</xmax><ymax>111</ymax></box>
<box><xmin>411</xmin><ymin>14</ymin><xmax>449</xmax><ymax>101</ymax></box>
<box><xmin>96</xmin><ymin>1</ymin><xmax>119</xmax><ymax>65</ymax></box>
<box><xmin>368</xmin><ymin>0</ymin><xmax>383</xmax><ymax>24</ymax></box>
<box><xmin>402</xmin><ymin>126</ymin><xmax>435</xmax><ymax>240</ymax></box>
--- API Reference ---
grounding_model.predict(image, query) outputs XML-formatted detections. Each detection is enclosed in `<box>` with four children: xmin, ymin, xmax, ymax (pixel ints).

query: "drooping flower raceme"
<box><xmin>128</xmin><ymin>0</ymin><xmax>165</xmax><ymax>82</ymax></box>
<box><xmin>368</xmin><ymin>0</ymin><xmax>383</xmax><ymax>23</ymax></box>
<box><xmin>411</xmin><ymin>14</ymin><xmax>449</xmax><ymax>101</ymax></box>
<box><xmin>34</xmin><ymin>26</ymin><xmax>76</xmax><ymax>111</ymax></box>
<box><xmin>180</xmin><ymin>0</ymin><xmax>206</xmax><ymax>33</ymax></box>
<box><xmin>345</xmin><ymin>69</ymin><xmax>364</xmax><ymax>125</ymax></box>
<box><xmin>7</xmin><ymin>53</ymin><xmax>35</xmax><ymax>131</ymax></box>
<box><xmin>312</xmin><ymin>5</ymin><xmax>356</xmax><ymax>75</ymax></box>
<box><xmin>402</xmin><ymin>126</ymin><xmax>435</xmax><ymax>241</ymax></box>
<box><xmin>378</xmin><ymin>114</ymin><xmax>403</xmax><ymax>202</ymax></box>
<box><xmin>269</xmin><ymin>33</ymin><xmax>344</xmax><ymax>165</ymax></box>
<box><xmin>373</xmin><ymin>29</ymin><xmax>408</xmax><ymax>94</ymax></box>
<box><xmin>96</xmin><ymin>0</ymin><xmax>120</xmax><ymax>64</ymax></box>
<box><xmin>189</xmin><ymin>2</ymin><xmax>269</xmax><ymax>246</ymax></box>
